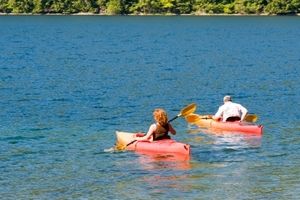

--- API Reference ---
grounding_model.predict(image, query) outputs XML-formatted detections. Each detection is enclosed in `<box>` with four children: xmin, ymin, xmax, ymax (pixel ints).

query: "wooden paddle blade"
<box><xmin>245</xmin><ymin>114</ymin><xmax>258</xmax><ymax>123</ymax></box>
<box><xmin>180</xmin><ymin>103</ymin><xmax>197</xmax><ymax>117</ymax></box>
<box><xmin>185</xmin><ymin>113</ymin><xmax>201</xmax><ymax>124</ymax></box>
<box><xmin>185</xmin><ymin>113</ymin><xmax>212</xmax><ymax>124</ymax></box>
<box><xmin>168</xmin><ymin>103</ymin><xmax>196</xmax><ymax>122</ymax></box>
<box><xmin>115</xmin><ymin>141</ymin><xmax>127</xmax><ymax>150</ymax></box>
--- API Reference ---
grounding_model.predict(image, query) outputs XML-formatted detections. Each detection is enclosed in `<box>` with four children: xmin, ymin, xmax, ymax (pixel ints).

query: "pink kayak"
<box><xmin>186</xmin><ymin>114</ymin><xmax>263</xmax><ymax>135</ymax></box>
<box><xmin>115</xmin><ymin>131</ymin><xmax>191</xmax><ymax>156</ymax></box>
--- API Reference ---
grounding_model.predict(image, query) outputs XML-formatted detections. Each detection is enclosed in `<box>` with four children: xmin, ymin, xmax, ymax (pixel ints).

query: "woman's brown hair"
<box><xmin>153</xmin><ymin>108</ymin><xmax>168</xmax><ymax>126</ymax></box>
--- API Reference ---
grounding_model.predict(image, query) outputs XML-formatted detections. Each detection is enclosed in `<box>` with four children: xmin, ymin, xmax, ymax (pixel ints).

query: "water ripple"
<box><xmin>0</xmin><ymin>16</ymin><xmax>300</xmax><ymax>200</ymax></box>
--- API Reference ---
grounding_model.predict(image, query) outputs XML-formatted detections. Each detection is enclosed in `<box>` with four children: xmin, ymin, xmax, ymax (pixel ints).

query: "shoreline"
<box><xmin>1</xmin><ymin>12</ymin><xmax>300</xmax><ymax>16</ymax></box>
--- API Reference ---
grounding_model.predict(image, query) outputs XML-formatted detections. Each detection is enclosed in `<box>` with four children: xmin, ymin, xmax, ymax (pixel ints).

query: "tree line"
<box><xmin>0</xmin><ymin>0</ymin><xmax>299</xmax><ymax>15</ymax></box>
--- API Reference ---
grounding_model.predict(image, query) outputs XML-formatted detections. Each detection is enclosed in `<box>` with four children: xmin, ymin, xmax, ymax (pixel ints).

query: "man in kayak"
<box><xmin>212</xmin><ymin>95</ymin><xmax>248</xmax><ymax>122</ymax></box>
<box><xmin>134</xmin><ymin>108</ymin><xmax>176</xmax><ymax>141</ymax></box>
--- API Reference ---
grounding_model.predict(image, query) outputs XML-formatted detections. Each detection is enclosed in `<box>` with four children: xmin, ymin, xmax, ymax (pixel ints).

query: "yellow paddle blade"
<box><xmin>179</xmin><ymin>103</ymin><xmax>197</xmax><ymax>117</ymax></box>
<box><xmin>245</xmin><ymin>114</ymin><xmax>258</xmax><ymax>123</ymax></box>
<box><xmin>185</xmin><ymin>114</ymin><xmax>200</xmax><ymax>124</ymax></box>
<box><xmin>185</xmin><ymin>113</ymin><xmax>212</xmax><ymax>124</ymax></box>
<box><xmin>115</xmin><ymin>141</ymin><xmax>126</xmax><ymax>151</ymax></box>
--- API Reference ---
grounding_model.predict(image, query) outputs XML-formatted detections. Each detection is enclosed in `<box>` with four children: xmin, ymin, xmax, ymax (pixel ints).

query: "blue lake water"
<box><xmin>0</xmin><ymin>16</ymin><xmax>300</xmax><ymax>199</ymax></box>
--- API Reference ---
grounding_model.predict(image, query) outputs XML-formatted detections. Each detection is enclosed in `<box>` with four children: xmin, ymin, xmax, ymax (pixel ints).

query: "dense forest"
<box><xmin>0</xmin><ymin>0</ymin><xmax>299</xmax><ymax>15</ymax></box>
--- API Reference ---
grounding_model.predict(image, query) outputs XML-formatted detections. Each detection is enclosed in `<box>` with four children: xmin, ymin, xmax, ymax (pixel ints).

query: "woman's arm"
<box><xmin>134</xmin><ymin>124</ymin><xmax>156</xmax><ymax>141</ymax></box>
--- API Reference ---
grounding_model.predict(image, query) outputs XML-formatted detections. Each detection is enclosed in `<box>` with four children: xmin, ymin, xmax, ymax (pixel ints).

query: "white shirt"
<box><xmin>214</xmin><ymin>101</ymin><xmax>248</xmax><ymax>122</ymax></box>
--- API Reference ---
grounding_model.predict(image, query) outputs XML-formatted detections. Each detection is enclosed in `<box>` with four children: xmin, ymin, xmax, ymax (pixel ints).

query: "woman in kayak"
<box><xmin>212</xmin><ymin>95</ymin><xmax>248</xmax><ymax>122</ymax></box>
<box><xmin>134</xmin><ymin>108</ymin><xmax>176</xmax><ymax>141</ymax></box>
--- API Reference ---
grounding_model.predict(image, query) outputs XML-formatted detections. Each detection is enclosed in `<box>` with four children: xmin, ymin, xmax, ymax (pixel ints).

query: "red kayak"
<box><xmin>115</xmin><ymin>131</ymin><xmax>191</xmax><ymax>156</ymax></box>
<box><xmin>185</xmin><ymin>114</ymin><xmax>263</xmax><ymax>135</ymax></box>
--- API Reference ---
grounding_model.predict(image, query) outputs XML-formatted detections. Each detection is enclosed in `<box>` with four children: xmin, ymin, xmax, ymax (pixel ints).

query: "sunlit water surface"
<box><xmin>0</xmin><ymin>16</ymin><xmax>300</xmax><ymax>199</ymax></box>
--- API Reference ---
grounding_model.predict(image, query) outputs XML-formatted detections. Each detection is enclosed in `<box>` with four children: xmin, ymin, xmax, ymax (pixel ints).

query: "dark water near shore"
<box><xmin>0</xmin><ymin>16</ymin><xmax>300</xmax><ymax>199</ymax></box>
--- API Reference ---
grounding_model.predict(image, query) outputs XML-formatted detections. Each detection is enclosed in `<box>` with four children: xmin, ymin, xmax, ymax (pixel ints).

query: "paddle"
<box><xmin>185</xmin><ymin>113</ymin><xmax>258</xmax><ymax>123</ymax></box>
<box><xmin>168</xmin><ymin>103</ymin><xmax>197</xmax><ymax>122</ymax></box>
<box><xmin>245</xmin><ymin>114</ymin><xmax>258</xmax><ymax>123</ymax></box>
<box><xmin>126</xmin><ymin>103</ymin><xmax>197</xmax><ymax>147</ymax></box>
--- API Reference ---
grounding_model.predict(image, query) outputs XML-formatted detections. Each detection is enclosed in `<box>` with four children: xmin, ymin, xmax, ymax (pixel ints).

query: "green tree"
<box><xmin>0</xmin><ymin>0</ymin><xmax>8</xmax><ymax>12</ymax></box>
<box><xmin>48</xmin><ymin>0</ymin><xmax>66</xmax><ymax>13</ymax></box>
<box><xmin>223</xmin><ymin>3</ymin><xmax>234</xmax><ymax>13</ymax></box>
<box><xmin>175</xmin><ymin>0</ymin><xmax>194</xmax><ymax>14</ymax></box>
<box><xmin>205</xmin><ymin>3</ymin><xmax>224</xmax><ymax>13</ymax></box>
<box><xmin>160</xmin><ymin>0</ymin><xmax>175</xmax><ymax>13</ymax></box>
<box><xmin>97</xmin><ymin>0</ymin><xmax>108</xmax><ymax>13</ymax></box>
<box><xmin>291</xmin><ymin>0</ymin><xmax>300</xmax><ymax>12</ymax></box>
<box><xmin>235</xmin><ymin>0</ymin><xmax>262</xmax><ymax>14</ymax></box>
<box><xmin>130</xmin><ymin>0</ymin><xmax>150</xmax><ymax>14</ymax></box>
<box><xmin>71</xmin><ymin>0</ymin><xmax>95</xmax><ymax>13</ymax></box>
<box><xmin>0</xmin><ymin>0</ymin><xmax>299</xmax><ymax>14</ymax></box>
<box><xmin>265</xmin><ymin>0</ymin><xmax>297</xmax><ymax>14</ymax></box>
<box><xmin>32</xmin><ymin>0</ymin><xmax>43</xmax><ymax>13</ymax></box>
<box><xmin>7</xmin><ymin>0</ymin><xmax>35</xmax><ymax>13</ymax></box>
<box><xmin>106</xmin><ymin>0</ymin><xmax>123</xmax><ymax>14</ymax></box>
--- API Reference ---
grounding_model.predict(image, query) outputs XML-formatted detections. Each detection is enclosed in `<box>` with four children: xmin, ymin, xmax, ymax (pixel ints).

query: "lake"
<box><xmin>0</xmin><ymin>16</ymin><xmax>300</xmax><ymax>199</ymax></box>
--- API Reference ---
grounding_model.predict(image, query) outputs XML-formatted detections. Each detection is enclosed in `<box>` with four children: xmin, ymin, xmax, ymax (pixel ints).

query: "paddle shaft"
<box><xmin>168</xmin><ymin>103</ymin><xmax>196</xmax><ymax>123</ymax></box>
<box><xmin>187</xmin><ymin>113</ymin><xmax>257</xmax><ymax>123</ymax></box>
<box><xmin>168</xmin><ymin>115</ymin><xmax>180</xmax><ymax>123</ymax></box>
<box><xmin>126</xmin><ymin>139</ymin><xmax>137</xmax><ymax>147</ymax></box>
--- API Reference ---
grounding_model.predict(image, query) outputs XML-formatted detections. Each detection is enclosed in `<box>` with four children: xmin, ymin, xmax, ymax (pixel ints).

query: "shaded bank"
<box><xmin>0</xmin><ymin>0</ymin><xmax>300</xmax><ymax>16</ymax></box>
<box><xmin>1</xmin><ymin>12</ymin><xmax>300</xmax><ymax>16</ymax></box>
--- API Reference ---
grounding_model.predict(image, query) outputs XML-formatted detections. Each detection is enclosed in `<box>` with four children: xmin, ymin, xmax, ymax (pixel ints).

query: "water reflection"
<box><xmin>187</xmin><ymin>127</ymin><xmax>262</xmax><ymax>149</ymax></box>
<box><xmin>136</xmin><ymin>151</ymin><xmax>191</xmax><ymax>171</ymax></box>
<box><xmin>104</xmin><ymin>147</ymin><xmax>191</xmax><ymax>170</ymax></box>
